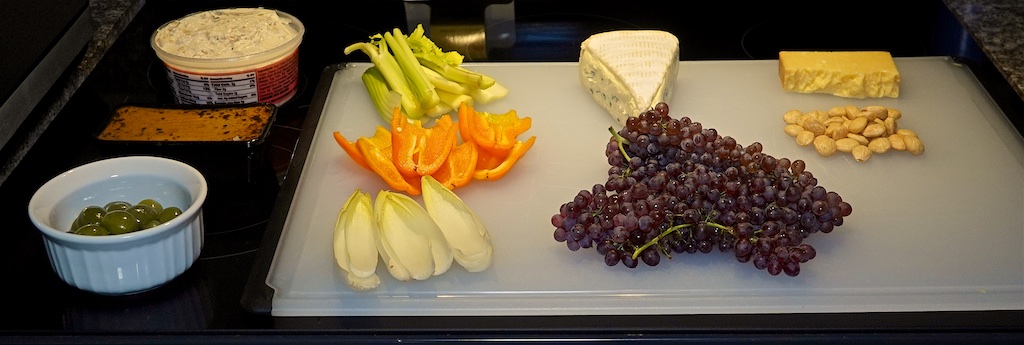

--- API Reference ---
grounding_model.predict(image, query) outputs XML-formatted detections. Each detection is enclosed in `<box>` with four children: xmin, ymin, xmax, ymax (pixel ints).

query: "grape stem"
<box><xmin>704</xmin><ymin>222</ymin><xmax>732</xmax><ymax>234</ymax></box>
<box><xmin>608</xmin><ymin>126</ymin><xmax>632</xmax><ymax>162</ymax></box>
<box><xmin>631</xmin><ymin>223</ymin><xmax>692</xmax><ymax>260</ymax></box>
<box><xmin>630</xmin><ymin>221</ymin><xmax>736</xmax><ymax>260</ymax></box>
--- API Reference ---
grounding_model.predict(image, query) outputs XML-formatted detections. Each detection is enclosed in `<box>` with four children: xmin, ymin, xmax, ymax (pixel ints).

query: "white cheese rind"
<box><xmin>579</xmin><ymin>30</ymin><xmax>679</xmax><ymax>124</ymax></box>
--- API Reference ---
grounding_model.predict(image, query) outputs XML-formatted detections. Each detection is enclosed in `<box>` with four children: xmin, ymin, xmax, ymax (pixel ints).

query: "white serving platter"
<box><xmin>262</xmin><ymin>58</ymin><xmax>1024</xmax><ymax>317</ymax></box>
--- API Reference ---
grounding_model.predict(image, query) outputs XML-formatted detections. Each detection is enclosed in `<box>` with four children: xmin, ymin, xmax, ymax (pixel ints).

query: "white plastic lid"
<box><xmin>150</xmin><ymin>8</ymin><xmax>305</xmax><ymax>72</ymax></box>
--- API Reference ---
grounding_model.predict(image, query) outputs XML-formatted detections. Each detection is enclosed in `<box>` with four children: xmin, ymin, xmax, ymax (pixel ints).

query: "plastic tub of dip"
<box><xmin>151</xmin><ymin>8</ymin><xmax>304</xmax><ymax>106</ymax></box>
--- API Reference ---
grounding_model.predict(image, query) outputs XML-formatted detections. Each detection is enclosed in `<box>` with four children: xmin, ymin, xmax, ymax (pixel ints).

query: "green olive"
<box><xmin>137</xmin><ymin>199</ymin><xmax>163</xmax><ymax>214</ymax></box>
<box><xmin>101</xmin><ymin>210</ymin><xmax>140</xmax><ymax>235</ymax></box>
<box><xmin>141</xmin><ymin>220</ymin><xmax>162</xmax><ymax>230</ymax></box>
<box><xmin>103</xmin><ymin>201</ymin><xmax>133</xmax><ymax>213</ymax></box>
<box><xmin>127</xmin><ymin>204</ymin><xmax>159</xmax><ymax>225</ymax></box>
<box><xmin>68</xmin><ymin>199</ymin><xmax>177</xmax><ymax>236</ymax></box>
<box><xmin>77</xmin><ymin>205</ymin><xmax>105</xmax><ymax>225</ymax></box>
<box><xmin>74</xmin><ymin>224</ymin><xmax>110</xmax><ymax>236</ymax></box>
<box><xmin>158</xmin><ymin>207</ymin><xmax>183</xmax><ymax>223</ymax></box>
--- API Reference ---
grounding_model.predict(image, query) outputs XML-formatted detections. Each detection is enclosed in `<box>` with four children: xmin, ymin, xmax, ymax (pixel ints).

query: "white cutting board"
<box><xmin>266</xmin><ymin>58</ymin><xmax>1024</xmax><ymax>316</ymax></box>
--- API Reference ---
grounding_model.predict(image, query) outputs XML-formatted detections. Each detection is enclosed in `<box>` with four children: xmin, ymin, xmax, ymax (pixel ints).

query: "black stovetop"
<box><xmin>2</xmin><ymin>0</ymin><xmax>1021</xmax><ymax>342</ymax></box>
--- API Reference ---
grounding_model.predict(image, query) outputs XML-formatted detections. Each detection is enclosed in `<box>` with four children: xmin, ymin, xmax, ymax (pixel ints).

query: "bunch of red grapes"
<box><xmin>551</xmin><ymin>102</ymin><xmax>852</xmax><ymax>276</ymax></box>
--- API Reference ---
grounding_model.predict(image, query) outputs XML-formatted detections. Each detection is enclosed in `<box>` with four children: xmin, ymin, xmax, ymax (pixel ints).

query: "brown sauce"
<box><xmin>97</xmin><ymin>104</ymin><xmax>275</xmax><ymax>142</ymax></box>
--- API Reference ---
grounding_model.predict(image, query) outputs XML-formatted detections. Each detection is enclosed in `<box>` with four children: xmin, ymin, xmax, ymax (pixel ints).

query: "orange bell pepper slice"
<box><xmin>458</xmin><ymin>103</ymin><xmax>532</xmax><ymax>156</ymax></box>
<box><xmin>356</xmin><ymin>126</ymin><xmax>422</xmax><ymax>195</ymax></box>
<box><xmin>474</xmin><ymin>135</ymin><xmax>536</xmax><ymax>180</ymax></box>
<box><xmin>391</xmin><ymin>108</ymin><xmax>458</xmax><ymax>178</ymax></box>
<box><xmin>458</xmin><ymin>103</ymin><xmax>474</xmax><ymax>144</ymax></box>
<box><xmin>333</xmin><ymin>131</ymin><xmax>370</xmax><ymax>171</ymax></box>
<box><xmin>430</xmin><ymin>140</ymin><xmax>479</xmax><ymax>190</ymax></box>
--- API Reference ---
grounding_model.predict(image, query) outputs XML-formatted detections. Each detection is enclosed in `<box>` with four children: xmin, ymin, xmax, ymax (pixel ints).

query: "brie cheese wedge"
<box><xmin>579</xmin><ymin>30</ymin><xmax>679</xmax><ymax>125</ymax></box>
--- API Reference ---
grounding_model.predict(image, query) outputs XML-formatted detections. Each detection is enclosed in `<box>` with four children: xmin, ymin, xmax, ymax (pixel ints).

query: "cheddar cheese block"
<box><xmin>779</xmin><ymin>51</ymin><xmax>900</xmax><ymax>99</ymax></box>
<box><xmin>579</xmin><ymin>30</ymin><xmax>679</xmax><ymax>124</ymax></box>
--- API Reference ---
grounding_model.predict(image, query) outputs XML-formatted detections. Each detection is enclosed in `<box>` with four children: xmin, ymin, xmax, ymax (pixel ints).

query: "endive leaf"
<box><xmin>375</xmin><ymin>191</ymin><xmax>453</xmax><ymax>280</ymax></box>
<box><xmin>374</xmin><ymin>191</ymin><xmax>429</xmax><ymax>280</ymax></box>
<box><xmin>374</xmin><ymin>228</ymin><xmax>413</xmax><ymax>282</ymax></box>
<box><xmin>345</xmin><ymin>273</ymin><xmax>381</xmax><ymax>291</ymax></box>
<box><xmin>421</xmin><ymin>175</ymin><xmax>493</xmax><ymax>272</ymax></box>
<box><xmin>334</xmin><ymin>189</ymin><xmax>380</xmax><ymax>290</ymax></box>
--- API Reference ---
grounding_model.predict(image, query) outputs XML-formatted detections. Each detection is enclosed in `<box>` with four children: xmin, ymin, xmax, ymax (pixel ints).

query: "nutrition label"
<box><xmin>164</xmin><ymin>52</ymin><xmax>299</xmax><ymax>105</ymax></box>
<box><xmin>168</xmin><ymin>70</ymin><xmax>260</xmax><ymax>104</ymax></box>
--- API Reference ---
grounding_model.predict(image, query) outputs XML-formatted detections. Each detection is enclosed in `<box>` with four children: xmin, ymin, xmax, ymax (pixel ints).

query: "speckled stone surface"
<box><xmin>85</xmin><ymin>0</ymin><xmax>146</xmax><ymax>67</ymax></box>
<box><xmin>945</xmin><ymin>0</ymin><xmax>1024</xmax><ymax>101</ymax></box>
<box><xmin>0</xmin><ymin>0</ymin><xmax>144</xmax><ymax>185</ymax></box>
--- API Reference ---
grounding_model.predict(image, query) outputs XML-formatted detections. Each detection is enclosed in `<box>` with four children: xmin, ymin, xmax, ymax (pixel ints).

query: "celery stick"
<box><xmin>425</xmin><ymin>102</ymin><xmax>453</xmax><ymax>118</ymax></box>
<box><xmin>415</xmin><ymin>56</ymin><xmax>483</xmax><ymax>87</ymax></box>
<box><xmin>361</xmin><ymin>67</ymin><xmax>403</xmax><ymax>122</ymax></box>
<box><xmin>436</xmin><ymin>89</ymin><xmax>474</xmax><ymax>110</ymax></box>
<box><xmin>454</xmin><ymin>66</ymin><xmax>495</xmax><ymax>89</ymax></box>
<box><xmin>375</xmin><ymin>39</ymin><xmax>425</xmax><ymax>118</ymax></box>
<box><xmin>405</xmin><ymin>23</ymin><xmax>498</xmax><ymax>90</ymax></box>
<box><xmin>344</xmin><ymin>41</ymin><xmax>423</xmax><ymax>118</ymax></box>
<box><xmin>407</xmin><ymin>24</ymin><xmax>464</xmax><ymax>66</ymax></box>
<box><xmin>347</xmin><ymin>24</ymin><xmax>505</xmax><ymax>119</ymax></box>
<box><xmin>468</xmin><ymin>82</ymin><xmax>508</xmax><ymax>105</ymax></box>
<box><xmin>421</xmin><ymin>66</ymin><xmax>468</xmax><ymax>95</ymax></box>
<box><xmin>384</xmin><ymin>29</ymin><xmax>440</xmax><ymax>111</ymax></box>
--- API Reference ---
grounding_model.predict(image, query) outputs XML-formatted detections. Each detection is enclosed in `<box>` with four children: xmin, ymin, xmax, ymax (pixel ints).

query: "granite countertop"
<box><xmin>946</xmin><ymin>0</ymin><xmax>1024</xmax><ymax>101</ymax></box>
<box><xmin>0</xmin><ymin>0</ymin><xmax>143</xmax><ymax>185</ymax></box>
